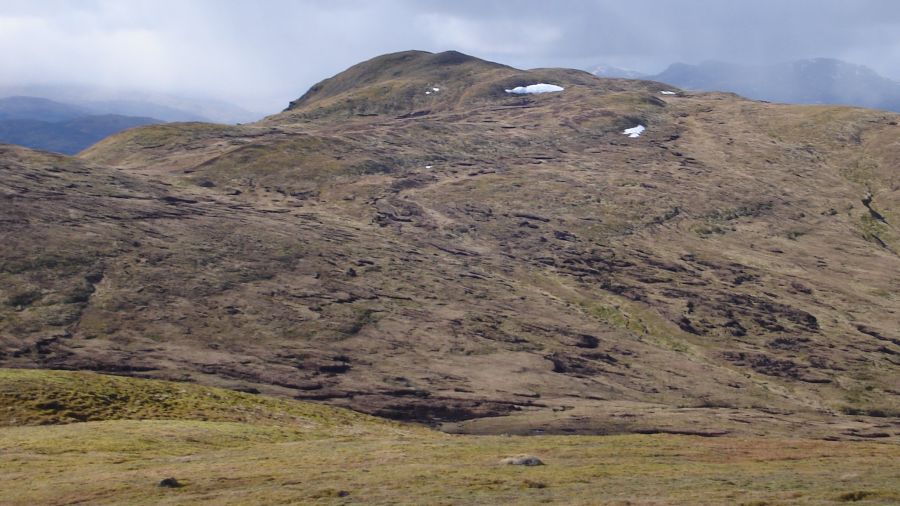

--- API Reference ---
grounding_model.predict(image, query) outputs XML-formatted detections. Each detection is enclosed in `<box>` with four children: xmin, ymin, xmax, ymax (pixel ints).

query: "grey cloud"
<box><xmin>2</xmin><ymin>0</ymin><xmax>900</xmax><ymax>113</ymax></box>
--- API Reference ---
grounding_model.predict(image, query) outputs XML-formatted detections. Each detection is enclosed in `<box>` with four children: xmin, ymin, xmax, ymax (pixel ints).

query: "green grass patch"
<box><xmin>0</xmin><ymin>369</ymin><xmax>401</xmax><ymax>433</ymax></box>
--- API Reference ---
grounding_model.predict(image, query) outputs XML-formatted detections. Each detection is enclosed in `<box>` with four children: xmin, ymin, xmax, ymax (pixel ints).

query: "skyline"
<box><xmin>3</xmin><ymin>0</ymin><xmax>900</xmax><ymax>113</ymax></box>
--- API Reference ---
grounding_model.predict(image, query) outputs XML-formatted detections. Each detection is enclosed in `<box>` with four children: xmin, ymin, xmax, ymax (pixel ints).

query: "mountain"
<box><xmin>651</xmin><ymin>58</ymin><xmax>900</xmax><ymax>111</ymax></box>
<box><xmin>0</xmin><ymin>95</ymin><xmax>163</xmax><ymax>154</ymax></box>
<box><xmin>589</xmin><ymin>64</ymin><xmax>647</xmax><ymax>79</ymax></box>
<box><xmin>0</xmin><ymin>96</ymin><xmax>91</xmax><ymax>122</ymax></box>
<box><xmin>1</xmin><ymin>50</ymin><xmax>898</xmax><ymax>444</ymax></box>
<box><xmin>0</xmin><ymin>84</ymin><xmax>261</xmax><ymax>123</ymax></box>
<box><xmin>0</xmin><ymin>113</ymin><xmax>160</xmax><ymax>155</ymax></box>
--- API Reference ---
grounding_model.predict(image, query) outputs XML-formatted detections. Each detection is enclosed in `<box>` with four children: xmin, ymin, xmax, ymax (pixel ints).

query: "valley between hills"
<box><xmin>1</xmin><ymin>50</ymin><xmax>898</xmax><ymax>504</ymax></box>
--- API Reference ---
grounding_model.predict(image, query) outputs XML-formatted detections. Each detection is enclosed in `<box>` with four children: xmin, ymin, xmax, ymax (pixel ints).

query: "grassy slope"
<box><xmin>1</xmin><ymin>369</ymin><xmax>898</xmax><ymax>505</ymax></box>
<box><xmin>0</xmin><ymin>368</ymin><xmax>400</xmax><ymax>430</ymax></box>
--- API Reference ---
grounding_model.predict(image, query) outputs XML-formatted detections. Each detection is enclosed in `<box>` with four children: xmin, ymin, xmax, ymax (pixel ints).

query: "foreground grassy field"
<box><xmin>1</xmin><ymin>369</ymin><xmax>898</xmax><ymax>505</ymax></box>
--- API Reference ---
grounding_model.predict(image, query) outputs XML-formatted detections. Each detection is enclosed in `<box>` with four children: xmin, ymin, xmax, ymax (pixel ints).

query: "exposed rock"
<box><xmin>158</xmin><ymin>477</ymin><xmax>182</xmax><ymax>488</ymax></box>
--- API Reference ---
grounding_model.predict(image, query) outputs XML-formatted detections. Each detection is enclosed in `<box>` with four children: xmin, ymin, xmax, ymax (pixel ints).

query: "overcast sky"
<box><xmin>3</xmin><ymin>0</ymin><xmax>900</xmax><ymax>113</ymax></box>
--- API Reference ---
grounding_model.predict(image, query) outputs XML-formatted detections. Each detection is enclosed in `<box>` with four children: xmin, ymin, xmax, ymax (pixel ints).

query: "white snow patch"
<box><xmin>660</xmin><ymin>90</ymin><xmax>677</xmax><ymax>95</ymax></box>
<box><xmin>623</xmin><ymin>125</ymin><xmax>646</xmax><ymax>138</ymax></box>
<box><xmin>504</xmin><ymin>83</ymin><xmax>564</xmax><ymax>95</ymax></box>
<box><xmin>425</xmin><ymin>165</ymin><xmax>433</xmax><ymax>169</ymax></box>
<box><xmin>425</xmin><ymin>91</ymin><xmax>432</xmax><ymax>95</ymax></box>
<box><xmin>432</xmin><ymin>87</ymin><xmax>440</xmax><ymax>92</ymax></box>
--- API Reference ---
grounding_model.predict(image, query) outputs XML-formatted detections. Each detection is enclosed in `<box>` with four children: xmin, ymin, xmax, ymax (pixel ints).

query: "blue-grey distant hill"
<box><xmin>0</xmin><ymin>84</ymin><xmax>261</xmax><ymax>124</ymax></box>
<box><xmin>647</xmin><ymin>58</ymin><xmax>900</xmax><ymax>112</ymax></box>
<box><xmin>589</xmin><ymin>64</ymin><xmax>647</xmax><ymax>79</ymax></box>
<box><xmin>0</xmin><ymin>96</ymin><xmax>92</xmax><ymax>122</ymax></box>
<box><xmin>0</xmin><ymin>96</ymin><xmax>161</xmax><ymax>154</ymax></box>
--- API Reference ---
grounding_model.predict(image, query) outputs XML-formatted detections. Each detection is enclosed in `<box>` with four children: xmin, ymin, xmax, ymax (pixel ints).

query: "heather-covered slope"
<box><xmin>2</xmin><ymin>50</ymin><xmax>898</xmax><ymax>440</ymax></box>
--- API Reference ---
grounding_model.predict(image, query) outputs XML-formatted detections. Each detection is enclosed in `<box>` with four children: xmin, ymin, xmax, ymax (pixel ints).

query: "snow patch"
<box><xmin>425</xmin><ymin>165</ymin><xmax>433</xmax><ymax>169</ymax></box>
<box><xmin>505</xmin><ymin>83</ymin><xmax>564</xmax><ymax>95</ymax></box>
<box><xmin>660</xmin><ymin>90</ymin><xmax>676</xmax><ymax>95</ymax></box>
<box><xmin>623</xmin><ymin>125</ymin><xmax>645</xmax><ymax>138</ymax></box>
<box><xmin>425</xmin><ymin>91</ymin><xmax>431</xmax><ymax>95</ymax></box>
<box><xmin>432</xmin><ymin>87</ymin><xmax>440</xmax><ymax>92</ymax></box>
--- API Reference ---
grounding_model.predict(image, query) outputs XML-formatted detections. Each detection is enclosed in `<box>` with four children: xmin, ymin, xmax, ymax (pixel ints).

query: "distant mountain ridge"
<box><xmin>648</xmin><ymin>58</ymin><xmax>900</xmax><ymax>112</ymax></box>
<box><xmin>0</xmin><ymin>96</ymin><xmax>91</xmax><ymax>122</ymax></box>
<box><xmin>0</xmin><ymin>96</ymin><xmax>161</xmax><ymax>154</ymax></box>
<box><xmin>0</xmin><ymin>84</ymin><xmax>261</xmax><ymax>124</ymax></box>
<box><xmin>0</xmin><ymin>88</ymin><xmax>266</xmax><ymax>154</ymax></box>
<box><xmin>589</xmin><ymin>64</ymin><xmax>647</xmax><ymax>79</ymax></box>
<box><xmin>0</xmin><ymin>115</ymin><xmax>159</xmax><ymax>155</ymax></box>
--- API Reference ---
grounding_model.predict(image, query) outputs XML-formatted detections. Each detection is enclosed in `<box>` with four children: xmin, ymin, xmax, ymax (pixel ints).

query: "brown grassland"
<box><xmin>1</xmin><ymin>50</ymin><xmax>898</xmax><ymax>503</ymax></box>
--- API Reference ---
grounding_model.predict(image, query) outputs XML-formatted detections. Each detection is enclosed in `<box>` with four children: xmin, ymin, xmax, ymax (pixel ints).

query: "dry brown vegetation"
<box><xmin>1</xmin><ymin>50</ymin><xmax>898</xmax><ymax>445</ymax></box>
<box><xmin>1</xmin><ymin>369</ymin><xmax>897</xmax><ymax>505</ymax></box>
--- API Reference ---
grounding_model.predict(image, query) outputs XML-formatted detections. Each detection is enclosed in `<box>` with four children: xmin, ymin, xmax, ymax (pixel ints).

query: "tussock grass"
<box><xmin>0</xmin><ymin>368</ymin><xmax>401</xmax><ymax>433</ymax></box>
<box><xmin>1</xmin><ymin>369</ymin><xmax>898</xmax><ymax>505</ymax></box>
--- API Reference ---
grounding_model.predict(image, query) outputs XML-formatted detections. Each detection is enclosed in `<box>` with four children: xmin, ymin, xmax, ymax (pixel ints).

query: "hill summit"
<box><xmin>282</xmin><ymin>50</ymin><xmax>609</xmax><ymax>119</ymax></box>
<box><xmin>287</xmin><ymin>50</ymin><xmax>505</xmax><ymax>108</ymax></box>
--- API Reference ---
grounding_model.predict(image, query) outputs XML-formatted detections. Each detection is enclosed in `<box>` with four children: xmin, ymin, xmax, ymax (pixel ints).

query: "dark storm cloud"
<box><xmin>2</xmin><ymin>0</ymin><xmax>900</xmax><ymax>113</ymax></box>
